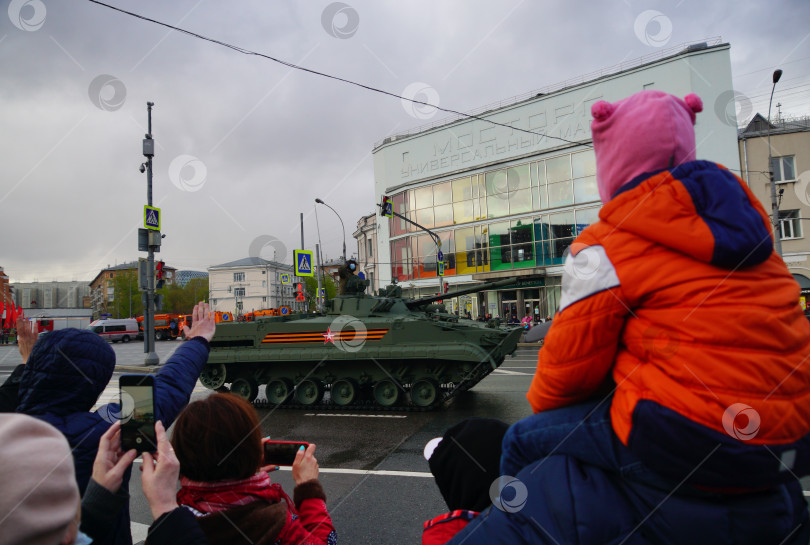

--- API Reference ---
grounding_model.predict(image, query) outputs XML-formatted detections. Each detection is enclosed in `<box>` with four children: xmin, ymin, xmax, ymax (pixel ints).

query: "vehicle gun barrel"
<box><xmin>405</xmin><ymin>278</ymin><xmax>516</xmax><ymax>309</ymax></box>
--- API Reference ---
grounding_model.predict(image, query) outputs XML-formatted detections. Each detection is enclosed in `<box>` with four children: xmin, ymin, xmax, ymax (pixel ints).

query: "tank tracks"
<box><xmin>249</xmin><ymin>363</ymin><xmax>495</xmax><ymax>412</ymax></box>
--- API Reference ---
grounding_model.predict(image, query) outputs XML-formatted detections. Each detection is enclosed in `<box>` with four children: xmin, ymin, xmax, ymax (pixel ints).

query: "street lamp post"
<box><xmin>315</xmin><ymin>198</ymin><xmax>347</xmax><ymax>262</ymax></box>
<box><xmin>768</xmin><ymin>68</ymin><xmax>784</xmax><ymax>256</ymax></box>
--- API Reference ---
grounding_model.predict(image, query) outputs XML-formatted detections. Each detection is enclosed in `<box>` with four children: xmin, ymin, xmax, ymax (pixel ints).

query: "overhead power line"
<box><xmin>88</xmin><ymin>0</ymin><xmax>591</xmax><ymax>147</ymax></box>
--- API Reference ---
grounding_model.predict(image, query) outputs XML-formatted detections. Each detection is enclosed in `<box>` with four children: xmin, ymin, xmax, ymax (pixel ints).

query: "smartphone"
<box><xmin>120</xmin><ymin>374</ymin><xmax>157</xmax><ymax>453</ymax></box>
<box><xmin>263</xmin><ymin>440</ymin><xmax>309</xmax><ymax>466</ymax></box>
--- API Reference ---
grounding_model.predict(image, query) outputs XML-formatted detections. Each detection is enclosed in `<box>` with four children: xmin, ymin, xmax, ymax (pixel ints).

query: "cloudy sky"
<box><xmin>2</xmin><ymin>0</ymin><xmax>809</xmax><ymax>283</ymax></box>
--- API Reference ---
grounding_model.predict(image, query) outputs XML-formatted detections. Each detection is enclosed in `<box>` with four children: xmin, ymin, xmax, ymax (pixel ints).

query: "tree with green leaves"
<box><xmin>303</xmin><ymin>273</ymin><xmax>338</xmax><ymax>311</ymax></box>
<box><xmin>111</xmin><ymin>271</ymin><xmax>142</xmax><ymax>318</ymax></box>
<box><xmin>156</xmin><ymin>277</ymin><xmax>209</xmax><ymax>314</ymax></box>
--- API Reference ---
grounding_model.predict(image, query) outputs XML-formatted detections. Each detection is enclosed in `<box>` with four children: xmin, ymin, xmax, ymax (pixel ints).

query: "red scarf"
<box><xmin>177</xmin><ymin>472</ymin><xmax>296</xmax><ymax>514</ymax></box>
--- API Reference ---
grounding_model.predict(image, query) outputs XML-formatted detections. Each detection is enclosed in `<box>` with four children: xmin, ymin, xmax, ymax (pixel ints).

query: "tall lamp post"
<box><xmin>315</xmin><ymin>198</ymin><xmax>347</xmax><ymax>262</ymax></box>
<box><xmin>768</xmin><ymin>68</ymin><xmax>784</xmax><ymax>256</ymax></box>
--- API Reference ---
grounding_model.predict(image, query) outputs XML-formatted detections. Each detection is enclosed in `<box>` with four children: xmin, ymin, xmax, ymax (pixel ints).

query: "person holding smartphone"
<box><xmin>170</xmin><ymin>393</ymin><xmax>336</xmax><ymax>545</ymax></box>
<box><xmin>0</xmin><ymin>302</ymin><xmax>216</xmax><ymax>545</ymax></box>
<box><xmin>81</xmin><ymin>420</ymin><xmax>209</xmax><ymax>545</ymax></box>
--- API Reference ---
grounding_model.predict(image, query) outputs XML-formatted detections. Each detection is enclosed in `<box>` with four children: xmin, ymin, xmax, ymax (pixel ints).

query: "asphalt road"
<box><xmin>2</xmin><ymin>341</ymin><xmax>809</xmax><ymax>544</ymax></box>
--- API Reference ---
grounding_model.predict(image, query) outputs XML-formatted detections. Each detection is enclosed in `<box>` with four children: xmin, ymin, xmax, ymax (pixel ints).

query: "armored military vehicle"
<box><xmin>200</xmin><ymin>278</ymin><xmax>522</xmax><ymax>410</ymax></box>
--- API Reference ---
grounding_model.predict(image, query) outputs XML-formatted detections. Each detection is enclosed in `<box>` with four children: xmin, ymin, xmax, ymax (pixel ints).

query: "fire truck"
<box><xmin>30</xmin><ymin>316</ymin><xmax>92</xmax><ymax>333</ymax></box>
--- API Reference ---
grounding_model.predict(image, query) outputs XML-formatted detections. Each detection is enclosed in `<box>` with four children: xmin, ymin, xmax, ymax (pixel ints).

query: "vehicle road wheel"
<box><xmin>265</xmin><ymin>378</ymin><xmax>293</xmax><ymax>405</ymax></box>
<box><xmin>410</xmin><ymin>378</ymin><xmax>439</xmax><ymax>408</ymax></box>
<box><xmin>199</xmin><ymin>363</ymin><xmax>227</xmax><ymax>390</ymax></box>
<box><xmin>122</xmin><ymin>336</ymin><xmax>130</xmax><ymax>343</ymax></box>
<box><xmin>230</xmin><ymin>376</ymin><xmax>259</xmax><ymax>402</ymax></box>
<box><xmin>373</xmin><ymin>379</ymin><xmax>401</xmax><ymax>407</ymax></box>
<box><xmin>295</xmin><ymin>378</ymin><xmax>324</xmax><ymax>406</ymax></box>
<box><xmin>331</xmin><ymin>378</ymin><xmax>358</xmax><ymax>406</ymax></box>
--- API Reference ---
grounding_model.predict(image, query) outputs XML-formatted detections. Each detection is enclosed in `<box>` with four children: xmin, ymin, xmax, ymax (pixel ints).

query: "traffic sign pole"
<box><xmin>143</xmin><ymin>102</ymin><xmax>159</xmax><ymax>366</ymax></box>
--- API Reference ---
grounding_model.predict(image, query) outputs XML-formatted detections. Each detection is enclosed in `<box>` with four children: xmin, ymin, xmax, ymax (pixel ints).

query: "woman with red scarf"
<box><xmin>170</xmin><ymin>393</ymin><xmax>337</xmax><ymax>545</ymax></box>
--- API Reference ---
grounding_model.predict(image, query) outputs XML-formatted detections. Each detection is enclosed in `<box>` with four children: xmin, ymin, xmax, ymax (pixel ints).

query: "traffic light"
<box><xmin>155</xmin><ymin>261</ymin><xmax>165</xmax><ymax>289</ymax></box>
<box><xmin>138</xmin><ymin>258</ymin><xmax>149</xmax><ymax>290</ymax></box>
<box><xmin>380</xmin><ymin>195</ymin><xmax>393</xmax><ymax>218</ymax></box>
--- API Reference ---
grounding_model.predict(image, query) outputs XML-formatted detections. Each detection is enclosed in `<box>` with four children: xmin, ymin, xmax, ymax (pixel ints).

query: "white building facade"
<box><xmin>372</xmin><ymin>40</ymin><xmax>740</xmax><ymax>320</ymax></box>
<box><xmin>208</xmin><ymin>257</ymin><xmax>303</xmax><ymax>315</ymax></box>
<box><xmin>353</xmin><ymin>212</ymin><xmax>380</xmax><ymax>294</ymax></box>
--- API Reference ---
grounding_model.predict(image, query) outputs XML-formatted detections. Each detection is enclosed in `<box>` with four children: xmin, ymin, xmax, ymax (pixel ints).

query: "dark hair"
<box><xmin>171</xmin><ymin>393</ymin><xmax>263</xmax><ymax>482</ymax></box>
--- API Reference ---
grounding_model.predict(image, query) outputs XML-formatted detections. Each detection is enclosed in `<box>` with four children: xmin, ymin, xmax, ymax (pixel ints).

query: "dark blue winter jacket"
<box><xmin>11</xmin><ymin>328</ymin><xmax>210</xmax><ymax>545</ymax></box>
<box><xmin>446</xmin><ymin>455</ymin><xmax>810</xmax><ymax>544</ymax></box>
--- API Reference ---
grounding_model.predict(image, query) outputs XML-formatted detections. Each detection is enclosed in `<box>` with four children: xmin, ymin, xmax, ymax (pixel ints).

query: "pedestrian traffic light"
<box><xmin>444</xmin><ymin>282</ymin><xmax>449</xmax><ymax>294</ymax></box>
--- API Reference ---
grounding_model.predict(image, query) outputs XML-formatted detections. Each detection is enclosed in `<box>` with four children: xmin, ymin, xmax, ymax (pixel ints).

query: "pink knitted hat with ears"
<box><xmin>590</xmin><ymin>90</ymin><xmax>703</xmax><ymax>202</ymax></box>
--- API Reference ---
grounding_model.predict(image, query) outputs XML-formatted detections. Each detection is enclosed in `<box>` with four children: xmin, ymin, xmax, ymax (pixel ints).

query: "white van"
<box><xmin>87</xmin><ymin>319</ymin><xmax>139</xmax><ymax>343</ymax></box>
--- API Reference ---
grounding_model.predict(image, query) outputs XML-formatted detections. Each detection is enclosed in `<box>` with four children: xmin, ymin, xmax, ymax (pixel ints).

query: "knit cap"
<box><xmin>590</xmin><ymin>90</ymin><xmax>703</xmax><ymax>202</ymax></box>
<box><xmin>0</xmin><ymin>414</ymin><xmax>79</xmax><ymax>545</ymax></box>
<box><xmin>425</xmin><ymin>417</ymin><xmax>509</xmax><ymax>512</ymax></box>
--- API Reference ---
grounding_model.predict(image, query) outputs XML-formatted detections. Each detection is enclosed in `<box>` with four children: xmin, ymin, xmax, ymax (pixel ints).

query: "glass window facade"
<box><xmin>388</xmin><ymin>150</ymin><xmax>599</xmax><ymax>280</ymax></box>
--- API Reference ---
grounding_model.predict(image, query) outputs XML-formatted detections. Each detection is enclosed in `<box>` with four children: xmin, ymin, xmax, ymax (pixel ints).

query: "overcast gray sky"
<box><xmin>2</xmin><ymin>0</ymin><xmax>809</xmax><ymax>283</ymax></box>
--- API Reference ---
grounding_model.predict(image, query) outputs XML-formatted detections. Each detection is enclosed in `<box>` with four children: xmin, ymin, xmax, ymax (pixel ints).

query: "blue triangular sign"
<box><xmin>298</xmin><ymin>255</ymin><xmax>311</xmax><ymax>272</ymax></box>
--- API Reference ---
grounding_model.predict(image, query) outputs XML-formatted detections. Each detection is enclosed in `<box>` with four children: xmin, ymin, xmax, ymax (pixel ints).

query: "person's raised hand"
<box><xmin>16</xmin><ymin>317</ymin><xmax>37</xmax><ymax>364</ymax></box>
<box><xmin>183</xmin><ymin>302</ymin><xmax>215</xmax><ymax>342</ymax></box>
<box><xmin>292</xmin><ymin>443</ymin><xmax>319</xmax><ymax>485</ymax></box>
<box><xmin>141</xmin><ymin>421</ymin><xmax>180</xmax><ymax>520</ymax></box>
<box><xmin>92</xmin><ymin>421</ymin><xmax>138</xmax><ymax>493</ymax></box>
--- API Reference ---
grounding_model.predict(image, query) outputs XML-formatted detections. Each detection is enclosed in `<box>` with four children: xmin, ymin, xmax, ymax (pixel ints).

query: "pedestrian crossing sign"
<box><xmin>144</xmin><ymin>205</ymin><xmax>161</xmax><ymax>231</ymax></box>
<box><xmin>281</xmin><ymin>273</ymin><xmax>291</xmax><ymax>284</ymax></box>
<box><xmin>294</xmin><ymin>250</ymin><xmax>314</xmax><ymax>277</ymax></box>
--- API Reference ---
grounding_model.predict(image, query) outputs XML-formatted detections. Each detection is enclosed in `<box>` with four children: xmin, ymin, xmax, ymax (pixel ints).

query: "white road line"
<box><xmin>304</xmin><ymin>413</ymin><xmax>407</xmax><ymax>418</ymax></box>
<box><xmin>132</xmin><ymin>458</ymin><xmax>431</xmax><ymax>478</ymax></box>
<box><xmin>492</xmin><ymin>369</ymin><xmax>533</xmax><ymax>376</ymax></box>
<box><xmin>91</xmin><ymin>382</ymin><xmax>208</xmax><ymax>411</ymax></box>
<box><xmin>131</xmin><ymin>521</ymin><xmax>149</xmax><ymax>541</ymax></box>
<box><xmin>274</xmin><ymin>467</ymin><xmax>433</xmax><ymax>478</ymax></box>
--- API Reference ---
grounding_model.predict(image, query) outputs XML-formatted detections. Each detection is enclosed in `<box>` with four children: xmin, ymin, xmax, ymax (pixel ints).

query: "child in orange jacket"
<box><xmin>501</xmin><ymin>90</ymin><xmax>810</xmax><ymax>491</ymax></box>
